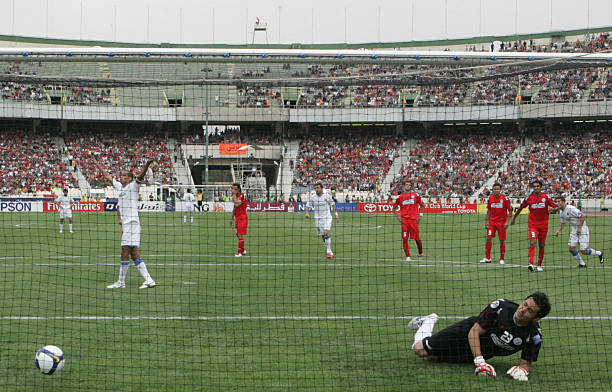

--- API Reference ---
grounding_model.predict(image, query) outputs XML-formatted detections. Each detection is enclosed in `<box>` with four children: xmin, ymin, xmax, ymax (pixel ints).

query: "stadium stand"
<box><xmin>292</xmin><ymin>128</ymin><xmax>401</xmax><ymax>192</ymax></box>
<box><xmin>64</xmin><ymin>129</ymin><xmax>175</xmax><ymax>188</ymax></box>
<box><xmin>390</xmin><ymin>128</ymin><xmax>519</xmax><ymax>198</ymax></box>
<box><xmin>0</xmin><ymin>129</ymin><xmax>77</xmax><ymax>194</ymax></box>
<box><xmin>501</xmin><ymin>129</ymin><xmax>612</xmax><ymax>198</ymax></box>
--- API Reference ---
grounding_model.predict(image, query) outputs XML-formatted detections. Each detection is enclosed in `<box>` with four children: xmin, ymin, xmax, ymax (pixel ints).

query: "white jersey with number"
<box><xmin>559</xmin><ymin>205</ymin><xmax>587</xmax><ymax>235</ymax></box>
<box><xmin>113</xmin><ymin>179</ymin><xmax>140</xmax><ymax>225</ymax></box>
<box><xmin>306</xmin><ymin>191</ymin><xmax>334</xmax><ymax>219</ymax></box>
<box><xmin>56</xmin><ymin>195</ymin><xmax>72</xmax><ymax>212</ymax></box>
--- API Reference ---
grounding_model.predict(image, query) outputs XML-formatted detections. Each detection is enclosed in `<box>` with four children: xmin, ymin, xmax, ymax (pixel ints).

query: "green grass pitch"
<box><xmin>0</xmin><ymin>211</ymin><xmax>610</xmax><ymax>391</ymax></box>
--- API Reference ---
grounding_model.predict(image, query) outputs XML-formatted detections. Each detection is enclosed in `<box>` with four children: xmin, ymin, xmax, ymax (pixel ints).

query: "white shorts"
<box><xmin>59</xmin><ymin>210</ymin><xmax>72</xmax><ymax>219</ymax></box>
<box><xmin>315</xmin><ymin>217</ymin><xmax>333</xmax><ymax>236</ymax></box>
<box><xmin>568</xmin><ymin>228</ymin><xmax>589</xmax><ymax>250</ymax></box>
<box><xmin>121</xmin><ymin>222</ymin><xmax>141</xmax><ymax>247</ymax></box>
<box><xmin>185</xmin><ymin>204</ymin><xmax>195</xmax><ymax>212</ymax></box>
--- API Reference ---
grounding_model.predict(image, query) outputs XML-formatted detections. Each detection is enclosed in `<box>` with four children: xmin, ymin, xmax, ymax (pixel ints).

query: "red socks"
<box><xmin>538</xmin><ymin>248</ymin><xmax>545</xmax><ymax>266</ymax></box>
<box><xmin>238</xmin><ymin>238</ymin><xmax>245</xmax><ymax>254</ymax></box>
<box><xmin>415</xmin><ymin>239</ymin><xmax>423</xmax><ymax>256</ymax></box>
<box><xmin>500</xmin><ymin>244</ymin><xmax>506</xmax><ymax>260</ymax></box>
<box><xmin>528</xmin><ymin>246</ymin><xmax>535</xmax><ymax>264</ymax></box>
<box><xmin>403</xmin><ymin>241</ymin><xmax>410</xmax><ymax>257</ymax></box>
<box><xmin>485</xmin><ymin>242</ymin><xmax>492</xmax><ymax>259</ymax></box>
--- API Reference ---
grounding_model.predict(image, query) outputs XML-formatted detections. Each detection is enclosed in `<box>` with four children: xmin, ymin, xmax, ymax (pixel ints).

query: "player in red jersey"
<box><xmin>393</xmin><ymin>180</ymin><xmax>425</xmax><ymax>261</ymax></box>
<box><xmin>230</xmin><ymin>183</ymin><xmax>248</xmax><ymax>257</ymax></box>
<box><xmin>480</xmin><ymin>183</ymin><xmax>513</xmax><ymax>265</ymax></box>
<box><xmin>511</xmin><ymin>180</ymin><xmax>557</xmax><ymax>271</ymax></box>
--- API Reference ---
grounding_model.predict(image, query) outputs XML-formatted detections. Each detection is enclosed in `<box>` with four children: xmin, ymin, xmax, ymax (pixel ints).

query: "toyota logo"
<box><xmin>364</xmin><ymin>203</ymin><xmax>377</xmax><ymax>212</ymax></box>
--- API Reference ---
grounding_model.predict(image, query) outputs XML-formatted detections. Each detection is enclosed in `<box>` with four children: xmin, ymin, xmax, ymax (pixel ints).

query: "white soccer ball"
<box><xmin>35</xmin><ymin>345</ymin><xmax>65</xmax><ymax>375</ymax></box>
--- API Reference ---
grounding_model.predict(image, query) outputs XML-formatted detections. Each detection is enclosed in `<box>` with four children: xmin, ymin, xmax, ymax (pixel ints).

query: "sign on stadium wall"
<box><xmin>0</xmin><ymin>201</ymin><xmax>43</xmax><ymax>212</ymax></box>
<box><xmin>44</xmin><ymin>201</ymin><xmax>105</xmax><ymax>212</ymax></box>
<box><xmin>246</xmin><ymin>202</ymin><xmax>297</xmax><ymax>212</ymax></box>
<box><xmin>219</xmin><ymin>143</ymin><xmax>248</xmax><ymax>155</ymax></box>
<box><xmin>102</xmin><ymin>201</ymin><xmax>165</xmax><ymax>212</ymax></box>
<box><xmin>296</xmin><ymin>202</ymin><xmax>358</xmax><ymax>213</ymax></box>
<box><xmin>357</xmin><ymin>202</ymin><xmax>477</xmax><ymax>214</ymax></box>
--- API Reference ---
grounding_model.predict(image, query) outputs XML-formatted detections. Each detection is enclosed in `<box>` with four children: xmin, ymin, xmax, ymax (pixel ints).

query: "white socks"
<box><xmin>572</xmin><ymin>251</ymin><xmax>586</xmax><ymax>266</ymax></box>
<box><xmin>413</xmin><ymin>317</ymin><xmax>437</xmax><ymax>347</ymax></box>
<box><xmin>119</xmin><ymin>262</ymin><xmax>130</xmax><ymax>283</ymax></box>
<box><xmin>69</xmin><ymin>223</ymin><xmax>73</xmax><ymax>231</ymax></box>
<box><xmin>135</xmin><ymin>261</ymin><xmax>152</xmax><ymax>281</ymax></box>
<box><xmin>587</xmin><ymin>249</ymin><xmax>602</xmax><ymax>256</ymax></box>
<box><xmin>324</xmin><ymin>236</ymin><xmax>332</xmax><ymax>253</ymax></box>
<box><xmin>59</xmin><ymin>223</ymin><xmax>63</xmax><ymax>232</ymax></box>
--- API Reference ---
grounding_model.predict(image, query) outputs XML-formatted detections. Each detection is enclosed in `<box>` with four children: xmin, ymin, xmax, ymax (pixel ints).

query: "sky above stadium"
<box><xmin>1</xmin><ymin>0</ymin><xmax>611</xmax><ymax>45</ymax></box>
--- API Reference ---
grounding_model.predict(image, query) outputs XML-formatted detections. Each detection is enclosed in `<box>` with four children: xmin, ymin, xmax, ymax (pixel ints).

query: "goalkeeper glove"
<box><xmin>507</xmin><ymin>366</ymin><xmax>529</xmax><ymax>381</ymax></box>
<box><xmin>473</xmin><ymin>356</ymin><xmax>496</xmax><ymax>377</ymax></box>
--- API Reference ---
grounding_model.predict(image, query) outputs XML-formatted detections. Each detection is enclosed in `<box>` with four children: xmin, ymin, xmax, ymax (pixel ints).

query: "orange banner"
<box><xmin>219</xmin><ymin>143</ymin><xmax>248</xmax><ymax>155</ymax></box>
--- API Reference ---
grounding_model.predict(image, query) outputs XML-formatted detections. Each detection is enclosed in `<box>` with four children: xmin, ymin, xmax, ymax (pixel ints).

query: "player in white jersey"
<box><xmin>94</xmin><ymin>157</ymin><xmax>157</xmax><ymax>289</ymax></box>
<box><xmin>305</xmin><ymin>183</ymin><xmax>339</xmax><ymax>258</ymax></box>
<box><xmin>554</xmin><ymin>196</ymin><xmax>604</xmax><ymax>268</ymax></box>
<box><xmin>56</xmin><ymin>188</ymin><xmax>73</xmax><ymax>233</ymax></box>
<box><xmin>183</xmin><ymin>189</ymin><xmax>196</xmax><ymax>224</ymax></box>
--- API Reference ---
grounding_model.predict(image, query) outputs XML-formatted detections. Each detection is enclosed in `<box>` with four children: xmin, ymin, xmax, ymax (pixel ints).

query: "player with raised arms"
<box><xmin>230</xmin><ymin>183</ymin><xmax>248</xmax><ymax>257</ymax></box>
<box><xmin>511</xmin><ymin>180</ymin><xmax>557</xmax><ymax>271</ymax></box>
<box><xmin>94</xmin><ymin>157</ymin><xmax>157</xmax><ymax>289</ymax></box>
<box><xmin>183</xmin><ymin>188</ymin><xmax>196</xmax><ymax>224</ymax></box>
<box><xmin>480</xmin><ymin>183</ymin><xmax>512</xmax><ymax>264</ymax></box>
<box><xmin>409</xmin><ymin>292</ymin><xmax>550</xmax><ymax>382</ymax></box>
<box><xmin>56</xmin><ymin>188</ymin><xmax>73</xmax><ymax>234</ymax></box>
<box><xmin>393</xmin><ymin>180</ymin><xmax>424</xmax><ymax>261</ymax></box>
<box><xmin>554</xmin><ymin>196</ymin><xmax>604</xmax><ymax>268</ymax></box>
<box><xmin>305</xmin><ymin>183</ymin><xmax>339</xmax><ymax>259</ymax></box>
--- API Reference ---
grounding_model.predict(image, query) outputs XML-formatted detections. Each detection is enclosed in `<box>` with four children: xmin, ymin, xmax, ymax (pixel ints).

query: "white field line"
<box><xmin>1</xmin><ymin>316</ymin><xmax>610</xmax><ymax>321</ymax></box>
<box><xmin>0</xmin><ymin>253</ymin><xmax>610</xmax><ymax>269</ymax></box>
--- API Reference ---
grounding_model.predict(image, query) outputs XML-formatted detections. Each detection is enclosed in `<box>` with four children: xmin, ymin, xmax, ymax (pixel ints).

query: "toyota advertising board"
<box><xmin>357</xmin><ymin>203</ymin><xmax>477</xmax><ymax>214</ymax></box>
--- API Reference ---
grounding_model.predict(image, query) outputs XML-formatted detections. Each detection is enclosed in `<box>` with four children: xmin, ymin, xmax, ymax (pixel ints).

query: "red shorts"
<box><xmin>528</xmin><ymin>226</ymin><xmax>548</xmax><ymax>243</ymax></box>
<box><xmin>486</xmin><ymin>223</ymin><xmax>507</xmax><ymax>241</ymax></box>
<box><xmin>235</xmin><ymin>217</ymin><xmax>248</xmax><ymax>236</ymax></box>
<box><xmin>402</xmin><ymin>219</ymin><xmax>420</xmax><ymax>240</ymax></box>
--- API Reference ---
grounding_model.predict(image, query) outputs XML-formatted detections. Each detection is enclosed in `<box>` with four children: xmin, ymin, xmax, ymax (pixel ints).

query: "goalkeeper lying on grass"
<box><xmin>409</xmin><ymin>292</ymin><xmax>550</xmax><ymax>382</ymax></box>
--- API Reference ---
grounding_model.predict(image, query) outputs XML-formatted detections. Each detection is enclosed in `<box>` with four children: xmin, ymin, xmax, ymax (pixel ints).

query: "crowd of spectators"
<box><xmin>0</xmin><ymin>129</ymin><xmax>76</xmax><ymax>194</ymax></box>
<box><xmin>390</xmin><ymin>129</ymin><xmax>519</xmax><ymax>198</ymax></box>
<box><xmin>237</xmin><ymin>86</ymin><xmax>281</xmax><ymax>107</ymax></box>
<box><xmin>2</xmin><ymin>61</ymin><xmax>114</xmax><ymax>105</ymax></box>
<box><xmin>64</xmin><ymin>129</ymin><xmax>175</xmax><ymax>188</ymax></box>
<box><xmin>293</xmin><ymin>129</ymin><xmax>401</xmax><ymax>192</ymax></box>
<box><xmin>501</xmin><ymin>130</ymin><xmax>612</xmax><ymax>198</ymax></box>
<box><xmin>498</xmin><ymin>32</ymin><xmax>611</xmax><ymax>53</ymax></box>
<box><xmin>589</xmin><ymin>71</ymin><xmax>612</xmax><ymax>101</ymax></box>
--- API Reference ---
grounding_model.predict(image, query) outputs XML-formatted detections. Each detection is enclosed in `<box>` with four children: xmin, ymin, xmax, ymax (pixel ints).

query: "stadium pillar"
<box><xmin>32</xmin><ymin>119</ymin><xmax>40</xmax><ymax>133</ymax></box>
<box><xmin>60</xmin><ymin>120</ymin><xmax>67</xmax><ymax>133</ymax></box>
<box><xmin>204</xmin><ymin>68</ymin><xmax>210</xmax><ymax>201</ymax></box>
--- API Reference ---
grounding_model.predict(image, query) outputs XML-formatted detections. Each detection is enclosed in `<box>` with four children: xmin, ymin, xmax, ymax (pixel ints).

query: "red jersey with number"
<box><xmin>233</xmin><ymin>193</ymin><xmax>248</xmax><ymax>219</ymax></box>
<box><xmin>487</xmin><ymin>194</ymin><xmax>512</xmax><ymax>225</ymax></box>
<box><xmin>520</xmin><ymin>192</ymin><xmax>556</xmax><ymax>228</ymax></box>
<box><xmin>394</xmin><ymin>192</ymin><xmax>423</xmax><ymax>220</ymax></box>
